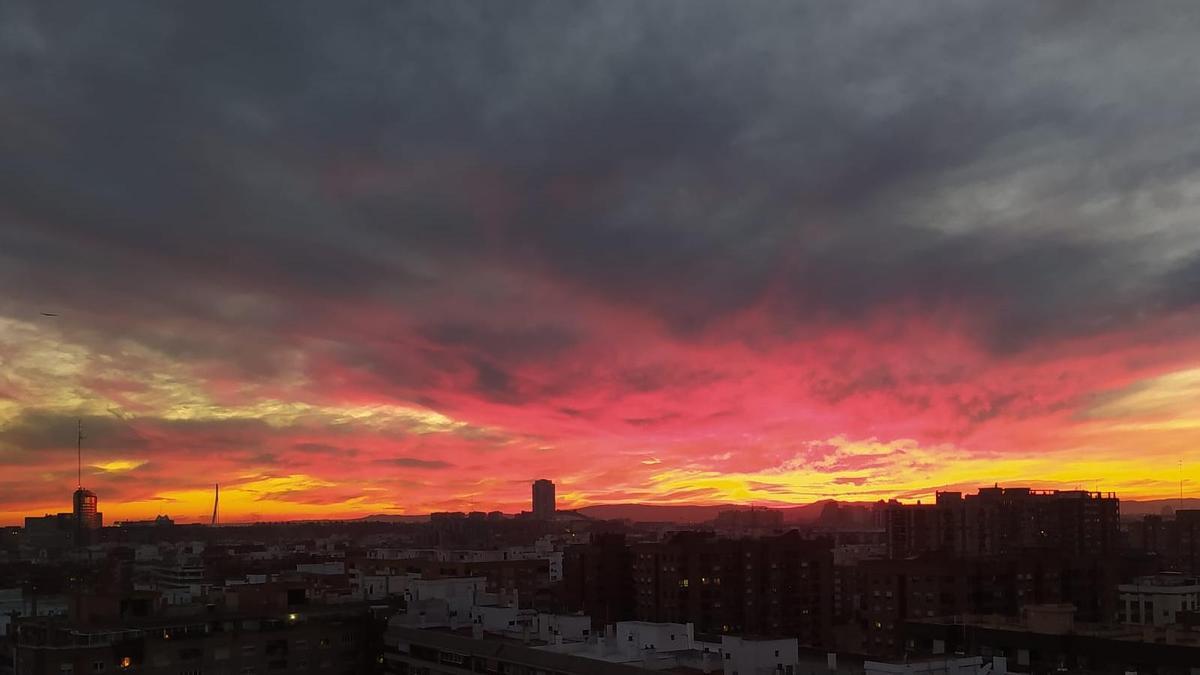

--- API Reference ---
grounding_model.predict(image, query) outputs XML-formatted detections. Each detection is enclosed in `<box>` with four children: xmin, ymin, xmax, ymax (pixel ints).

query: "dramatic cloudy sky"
<box><xmin>2</xmin><ymin>2</ymin><xmax>1200</xmax><ymax>523</ymax></box>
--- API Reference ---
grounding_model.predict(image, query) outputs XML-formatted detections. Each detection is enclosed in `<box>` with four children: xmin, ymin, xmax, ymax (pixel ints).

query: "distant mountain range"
<box><xmin>577</xmin><ymin>498</ymin><xmax>1200</xmax><ymax>523</ymax></box>
<box><xmin>1119</xmin><ymin>498</ymin><xmax>1200</xmax><ymax>517</ymax></box>
<box><xmin>355</xmin><ymin>497</ymin><xmax>1200</xmax><ymax>525</ymax></box>
<box><xmin>576</xmin><ymin>500</ymin><xmax>875</xmax><ymax>524</ymax></box>
<box><xmin>356</xmin><ymin>514</ymin><xmax>432</xmax><ymax>523</ymax></box>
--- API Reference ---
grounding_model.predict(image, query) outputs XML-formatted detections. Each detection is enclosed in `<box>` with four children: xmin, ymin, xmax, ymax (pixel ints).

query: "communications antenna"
<box><xmin>76</xmin><ymin>419</ymin><xmax>85</xmax><ymax>488</ymax></box>
<box><xmin>211</xmin><ymin>483</ymin><xmax>219</xmax><ymax>526</ymax></box>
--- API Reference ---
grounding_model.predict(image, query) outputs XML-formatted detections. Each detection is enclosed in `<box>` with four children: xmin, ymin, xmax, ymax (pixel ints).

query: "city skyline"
<box><xmin>4</xmin><ymin>2</ymin><xmax>1200</xmax><ymax>524</ymax></box>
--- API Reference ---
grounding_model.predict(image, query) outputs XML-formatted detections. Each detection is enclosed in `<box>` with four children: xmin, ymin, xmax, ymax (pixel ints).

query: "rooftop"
<box><xmin>913</xmin><ymin>614</ymin><xmax>1200</xmax><ymax>645</ymax></box>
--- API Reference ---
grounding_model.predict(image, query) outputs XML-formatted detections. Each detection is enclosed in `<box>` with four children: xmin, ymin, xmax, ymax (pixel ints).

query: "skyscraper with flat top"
<box><xmin>532</xmin><ymin>479</ymin><xmax>555</xmax><ymax>519</ymax></box>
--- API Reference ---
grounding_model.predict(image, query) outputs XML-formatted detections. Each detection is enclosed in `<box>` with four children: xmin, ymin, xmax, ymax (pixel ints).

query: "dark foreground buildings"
<box><xmin>13</xmin><ymin>594</ymin><xmax>383</xmax><ymax>675</ymax></box>
<box><xmin>558</xmin><ymin>486</ymin><xmax>1200</xmax><ymax>670</ymax></box>
<box><xmin>1130</xmin><ymin>509</ymin><xmax>1200</xmax><ymax>576</ymax></box>
<box><xmin>22</xmin><ymin>489</ymin><xmax>104</xmax><ymax>558</ymax></box>
<box><xmin>879</xmin><ymin>487</ymin><xmax>1120</xmax><ymax>559</ymax></box>
<box><xmin>563</xmin><ymin>532</ymin><xmax>634</xmax><ymax>628</ymax></box>
<box><xmin>907</xmin><ymin>604</ymin><xmax>1200</xmax><ymax>673</ymax></box>
<box><xmin>7</xmin><ymin>484</ymin><xmax>1200</xmax><ymax>674</ymax></box>
<box><xmin>630</xmin><ymin>531</ymin><xmax>834</xmax><ymax>646</ymax></box>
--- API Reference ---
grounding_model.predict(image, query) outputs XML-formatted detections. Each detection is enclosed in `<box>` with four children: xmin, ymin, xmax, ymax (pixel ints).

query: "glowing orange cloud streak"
<box><xmin>2</xmin><ymin>305</ymin><xmax>1198</xmax><ymax>525</ymax></box>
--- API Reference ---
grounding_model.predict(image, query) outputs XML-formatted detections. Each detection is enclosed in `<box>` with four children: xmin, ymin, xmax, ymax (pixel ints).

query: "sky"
<box><xmin>2</xmin><ymin>2</ymin><xmax>1200</xmax><ymax>524</ymax></box>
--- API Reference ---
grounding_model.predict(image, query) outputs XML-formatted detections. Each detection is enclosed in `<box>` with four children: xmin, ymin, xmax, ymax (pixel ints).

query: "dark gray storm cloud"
<box><xmin>2</xmin><ymin>0</ymin><xmax>1200</xmax><ymax>371</ymax></box>
<box><xmin>374</xmin><ymin>457</ymin><xmax>454</xmax><ymax>470</ymax></box>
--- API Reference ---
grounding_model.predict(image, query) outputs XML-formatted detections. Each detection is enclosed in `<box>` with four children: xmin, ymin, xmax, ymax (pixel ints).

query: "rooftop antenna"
<box><xmin>211</xmin><ymin>483</ymin><xmax>219</xmax><ymax>526</ymax></box>
<box><xmin>76</xmin><ymin>419</ymin><xmax>84</xmax><ymax>489</ymax></box>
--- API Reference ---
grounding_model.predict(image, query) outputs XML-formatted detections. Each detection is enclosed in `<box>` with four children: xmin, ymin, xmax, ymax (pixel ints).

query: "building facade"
<box><xmin>631</xmin><ymin>531</ymin><xmax>834</xmax><ymax>647</ymax></box>
<box><xmin>1118</xmin><ymin>574</ymin><xmax>1200</xmax><ymax>626</ymax></box>
<box><xmin>564</xmin><ymin>533</ymin><xmax>635</xmax><ymax>629</ymax></box>
<box><xmin>12</xmin><ymin>604</ymin><xmax>383</xmax><ymax>675</ymax></box>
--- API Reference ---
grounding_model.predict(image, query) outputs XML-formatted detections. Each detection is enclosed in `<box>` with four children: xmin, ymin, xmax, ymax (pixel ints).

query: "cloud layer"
<box><xmin>2</xmin><ymin>1</ymin><xmax>1200</xmax><ymax>522</ymax></box>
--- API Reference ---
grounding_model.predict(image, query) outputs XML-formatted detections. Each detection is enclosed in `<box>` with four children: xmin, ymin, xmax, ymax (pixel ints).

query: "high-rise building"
<box><xmin>69</xmin><ymin>420</ymin><xmax>102</xmax><ymax>547</ymax></box>
<box><xmin>72</xmin><ymin>487</ymin><xmax>102</xmax><ymax>545</ymax></box>
<box><xmin>880</xmin><ymin>486</ymin><xmax>1119</xmax><ymax>559</ymax></box>
<box><xmin>531</xmin><ymin>479</ymin><xmax>555</xmax><ymax>519</ymax></box>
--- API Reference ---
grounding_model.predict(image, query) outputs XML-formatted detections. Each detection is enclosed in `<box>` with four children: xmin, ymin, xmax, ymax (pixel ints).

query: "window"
<box><xmin>92</xmin><ymin>663</ymin><xmax>105</xmax><ymax>672</ymax></box>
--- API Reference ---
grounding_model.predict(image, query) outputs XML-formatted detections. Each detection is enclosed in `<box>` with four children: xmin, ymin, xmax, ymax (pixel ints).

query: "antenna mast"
<box><xmin>76</xmin><ymin>419</ymin><xmax>84</xmax><ymax>489</ymax></box>
<box><xmin>211</xmin><ymin>483</ymin><xmax>219</xmax><ymax>526</ymax></box>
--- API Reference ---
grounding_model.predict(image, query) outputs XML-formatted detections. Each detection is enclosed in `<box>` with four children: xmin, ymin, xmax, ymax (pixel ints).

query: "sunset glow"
<box><xmin>2</xmin><ymin>2</ymin><xmax>1200</xmax><ymax>524</ymax></box>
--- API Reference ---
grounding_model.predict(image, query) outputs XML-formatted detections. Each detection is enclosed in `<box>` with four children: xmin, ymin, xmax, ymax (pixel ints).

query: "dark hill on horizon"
<box><xmin>575</xmin><ymin>500</ymin><xmax>877</xmax><ymax>524</ymax></box>
<box><xmin>355</xmin><ymin>497</ymin><xmax>1200</xmax><ymax>525</ymax></box>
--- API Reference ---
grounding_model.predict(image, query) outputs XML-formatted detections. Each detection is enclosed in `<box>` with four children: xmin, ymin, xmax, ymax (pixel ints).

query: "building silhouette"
<box><xmin>22</xmin><ymin>486</ymin><xmax>103</xmax><ymax>556</ymax></box>
<box><xmin>713</xmin><ymin>506</ymin><xmax>784</xmax><ymax>531</ymax></box>
<box><xmin>1179</xmin><ymin>510</ymin><xmax>1200</xmax><ymax>575</ymax></box>
<box><xmin>532</xmin><ymin>479</ymin><xmax>555</xmax><ymax>520</ymax></box>
<box><xmin>879</xmin><ymin>486</ymin><xmax>1119</xmax><ymax>559</ymax></box>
